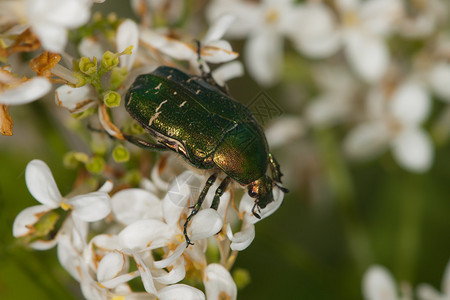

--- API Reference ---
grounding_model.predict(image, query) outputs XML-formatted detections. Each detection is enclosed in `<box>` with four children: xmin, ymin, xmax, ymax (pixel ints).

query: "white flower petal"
<box><xmin>153</xmin><ymin>257</ymin><xmax>186</xmax><ymax>284</ymax></box>
<box><xmin>12</xmin><ymin>205</ymin><xmax>50</xmax><ymax>237</ymax></box>
<box><xmin>25</xmin><ymin>159</ymin><xmax>62</xmax><ymax>208</ymax></box>
<box><xmin>392</xmin><ymin>128</ymin><xmax>433</xmax><ymax>173</ymax></box>
<box><xmin>287</xmin><ymin>3</ymin><xmax>341</xmax><ymax>58</ymax></box>
<box><xmin>153</xmin><ymin>242</ymin><xmax>186</xmax><ymax>269</ymax></box>
<box><xmin>27</xmin><ymin>0</ymin><xmax>91</xmax><ymax>28</ymax></box>
<box><xmin>30</xmin><ymin>239</ymin><xmax>59</xmax><ymax>250</ymax></box>
<box><xmin>163</xmin><ymin>171</ymin><xmax>202</xmax><ymax>226</ymax></box>
<box><xmin>99</xmin><ymin>272</ymin><xmax>140</xmax><ymax>289</ymax></box>
<box><xmin>362</xmin><ymin>265</ymin><xmax>397</xmax><ymax>300</ymax></box>
<box><xmin>416</xmin><ymin>283</ymin><xmax>441</xmax><ymax>300</ymax></box>
<box><xmin>78</xmin><ymin>36</ymin><xmax>104</xmax><ymax>59</ymax></box>
<box><xmin>57</xmin><ymin>235</ymin><xmax>82</xmax><ymax>281</ymax></box>
<box><xmin>202</xmin><ymin>40</ymin><xmax>238</xmax><ymax>64</ymax></box>
<box><xmin>306</xmin><ymin>94</ymin><xmax>351</xmax><ymax>127</ymax></box>
<box><xmin>343</xmin><ymin>122</ymin><xmax>391</xmax><ymax>160</ymax></box>
<box><xmin>55</xmin><ymin>85</ymin><xmax>96</xmax><ymax>113</ymax></box>
<box><xmin>84</xmin><ymin>234</ymin><xmax>122</xmax><ymax>270</ymax></box>
<box><xmin>360</xmin><ymin>0</ymin><xmax>403</xmax><ymax>35</ymax></box>
<box><xmin>189</xmin><ymin>208</ymin><xmax>223</xmax><ymax>241</ymax></box>
<box><xmin>97</xmin><ymin>252</ymin><xmax>126</xmax><ymax>282</ymax></box>
<box><xmin>203</xmin><ymin>14</ymin><xmax>236</xmax><ymax>44</ymax></box>
<box><xmin>212</xmin><ymin>61</ymin><xmax>244</xmax><ymax>86</ymax></box>
<box><xmin>227</xmin><ymin>221</ymin><xmax>255</xmax><ymax>251</ymax></box>
<box><xmin>119</xmin><ymin>219</ymin><xmax>171</xmax><ymax>249</ymax></box>
<box><xmin>390</xmin><ymin>81</ymin><xmax>431</xmax><ymax>125</ymax></box>
<box><xmin>123</xmin><ymin>249</ymin><xmax>157</xmax><ymax>295</ymax></box>
<box><xmin>31</xmin><ymin>23</ymin><xmax>68</xmax><ymax>52</ymax></box>
<box><xmin>265</xmin><ymin>116</ymin><xmax>304</xmax><ymax>147</ymax></box>
<box><xmin>70</xmin><ymin>192</ymin><xmax>111</xmax><ymax>222</ymax></box>
<box><xmin>443</xmin><ymin>259</ymin><xmax>450</xmax><ymax>295</ymax></box>
<box><xmin>203</xmin><ymin>263</ymin><xmax>237</xmax><ymax>300</ymax></box>
<box><xmin>117</xmin><ymin>19</ymin><xmax>139</xmax><ymax>71</ymax></box>
<box><xmin>140</xmin><ymin>28</ymin><xmax>194</xmax><ymax>60</ymax></box>
<box><xmin>206</xmin><ymin>0</ymin><xmax>260</xmax><ymax>38</ymax></box>
<box><xmin>344</xmin><ymin>31</ymin><xmax>388</xmax><ymax>83</ymax></box>
<box><xmin>428</xmin><ymin>62</ymin><xmax>450</xmax><ymax>102</ymax></box>
<box><xmin>112</xmin><ymin>188</ymin><xmax>163</xmax><ymax>225</ymax></box>
<box><xmin>157</xmin><ymin>284</ymin><xmax>205</xmax><ymax>300</ymax></box>
<box><xmin>239</xmin><ymin>186</ymin><xmax>284</xmax><ymax>224</ymax></box>
<box><xmin>98</xmin><ymin>180</ymin><xmax>113</xmax><ymax>193</ymax></box>
<box><xmin>245</xmin><ymin>31</ymin><xmax>283</xmax><ymax>86</ymax></box>
<box><xmin>0</xmin><ymin>77</ymin><xmax>51</xmax><ymax>105</ymax></box>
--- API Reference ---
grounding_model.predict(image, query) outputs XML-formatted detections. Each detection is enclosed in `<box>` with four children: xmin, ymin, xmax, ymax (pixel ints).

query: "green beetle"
<box><xmin>124</xmin><ymin>66</ymin><xmax>288</xmax><ymax>245</ymax></box>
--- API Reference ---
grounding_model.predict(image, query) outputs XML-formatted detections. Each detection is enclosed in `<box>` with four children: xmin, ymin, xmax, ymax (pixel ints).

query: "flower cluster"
<box><xmin>362</xmin><ymin>261</ymin><xmax>450</xmax><ymax>300</ymax></box>
<box><xmin>14</xmin><ymin>159</ymin><xmax>283</xmax><ymax>299</ymax></box>
<box><xmin>208</xmin><ymin>0</ymin><xmax>450</xmax><ymax>173</ymax></box>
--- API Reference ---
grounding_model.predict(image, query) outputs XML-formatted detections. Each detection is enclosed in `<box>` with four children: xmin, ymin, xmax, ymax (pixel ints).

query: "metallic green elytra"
<box><xmin>124</xmin><ymin>66</ymin><xmax>288</xmax><ymax>245</ymax></box>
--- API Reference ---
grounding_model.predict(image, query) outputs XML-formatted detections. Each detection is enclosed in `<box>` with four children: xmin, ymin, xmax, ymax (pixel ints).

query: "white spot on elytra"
<box><xmin>187</xmin><ymin>78</ymin><xmax>192</xmax><ymax>83</ymax></box>
<box><xmin>155</xmin><ymin>83</ymin><xmax>162</xmax><ymax>90</ymax></box>
<box><xmin>173</xmin><ymin>91</ymin><xmax>177</xmax><ymax>95</ymax></box>
<box><xmin>179</xmin><ymin>101</ymin><xmax>187</xmax><ymax>107</ymax></box>
<box><xmin>167</xmin><ymin>75</ymin><xmax>172</xmax><ymax>79</ymax></box>
<box><xmin>148</xmin><ymin>99</ymin><xmax>167</xmax><ymax>126</ymax></box>
<box><xmin>148</xmin><ymin>112</ymin><xmax>160</xmax><ymax>126</ymax></box>
<box><xmin>155</xmin><ymin>100</ymin><xmax>167</xmax><ymax>112</ymax></box>
<box><xmin>196</xmin><ymin>90</ymin><xmax>200</xmax><ymax>94</ymax></box>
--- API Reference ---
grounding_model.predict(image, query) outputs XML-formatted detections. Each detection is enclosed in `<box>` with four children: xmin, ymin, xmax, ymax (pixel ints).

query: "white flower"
<box><xmin>362</xmin><ymin>265</ymin><xmax>399</xmax><ymax>300</ymax></box>
<box><xmin>417</xmin><ymin>259</ymin><xmax>450</xmax><ymax>300</ymax></box>
<box><xmin>203</xmin><ymin>263</ymin><xmax>237</xmax><ymax>300</ymax></box>
<box><xmin>207</xmin><ymin>0</ymin><xmax>299</xmax><ymax>86</ymax></box>
<box><xmin>12</xmin><ymin>159</ymin><xmax>112</xmax><ymax>249</ymax></box>
<box><xmin>26</xmin><ymin>0</ymin><xmax>94</xmax><ymax>52</ymax></box>
<box><xmin>344</xmin><ymin>79</ymin><xmax>433</xmax><ymax>173</ymax></box>
<box><xmin>334</xmin><ymin>0</ymin><xmax>403</xmax><ymax>83</ymax></box>
<box><xmin>0</xmin><ymin>69</ymin><xmax>51</xmax><ymax>105</ymax></box>
<box><xmin>139</xmin><ymin>14</ymin><xmax>241</xmax><ymax>82</ymax></box>
<box><xmin>305</xmin><ymin>65</ymin><xmax>360</xmax><ymax>127</ymax></box>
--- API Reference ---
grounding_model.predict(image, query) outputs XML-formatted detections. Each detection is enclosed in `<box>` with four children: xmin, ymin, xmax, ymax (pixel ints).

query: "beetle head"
<box><xmin>247</xmin><ymin>175</ymin><xmax>273</xmax><ymax>219</ymax></box>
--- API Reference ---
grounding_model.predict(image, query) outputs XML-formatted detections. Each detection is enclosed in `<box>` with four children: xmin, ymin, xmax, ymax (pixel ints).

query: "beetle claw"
<box><xmin>252</xmin><ymin>203</ymin><xmax>261</xmax><ymax>219</ymax></box>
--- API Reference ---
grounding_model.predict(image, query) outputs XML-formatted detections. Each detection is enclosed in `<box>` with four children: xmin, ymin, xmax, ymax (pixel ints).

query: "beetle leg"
<box><xmin>210</xmin><ymin>176</ymin><xmax>231</xmax><ymax>210</ymax></box>
<box><xmin>268</xmin><ymin>153</ymin><xmax>283</xmax><ymax>183</ymax></box>
<box><xmin>183</xmin><ymin>173</ymin><xmax>218</xmax><ymax>246</ymax></box>
<box><xmin>123</xmin><ymin>134</ymin><xmax>168</xmax><ymax>151</ymax></box>
<box><xmin>194</xmin><ymin>40</ymin><xmax>230</xmax><ymax>95</ymax></box>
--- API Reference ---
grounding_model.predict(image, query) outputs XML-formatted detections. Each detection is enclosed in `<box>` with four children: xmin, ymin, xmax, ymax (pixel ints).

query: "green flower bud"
<box><xmin>101</xmin><ymin>51</ymin><xmax>119</xmax><ymax>70</ymax></box>
<box><xmin>63</xmin><ymin>151</ymin><xmax>89</xmax><ymax>169</ymax></box>
<box><xmin>113</xmin><ymin>145</ymin><xmax>130</xmax><ymax>163</ymax></box>
<box><xmin>103</xmin><ymin>91</ymin><xmax>121</xmax><ymax>107</ymax></box>
<box><xmin>86</xmin><ymin>156</ymin><xmax>105</xmax><ymax>174</ymax></box>
<box><xmin>233</xmin><ymin>268</ymin><xmax>251</xmax><ymax>290</ymax></box>
<box><xmin>79</xmin><ymin>57</ymin><xmax>98</xmax><ymax>75</ymax></box>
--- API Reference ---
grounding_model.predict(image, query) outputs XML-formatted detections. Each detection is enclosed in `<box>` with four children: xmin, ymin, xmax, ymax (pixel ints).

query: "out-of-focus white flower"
<box><xmin>334</xmin><ymin>0</ymin><xmax>403</xmax><ymax>83</ymax></box>
<box><xmin>362</xmin><ymin>265</ymin><xmax>399</xmax><ymax>300</ymax></box>
<box><xmin>305</xmin><ymin>65</ymin><xmax>360</xmax><ymax>127</ymax></box>
<box><xmin>12</xmin><ymin>159</ymin><xmax>112</xmax><ymax>249</ymax></box>
<box><xmin>344</xmin><ymin>79</ymin><xmax>433</xmax><ymax>173</ymax></box>
<box><xmin>207</xmin><ymin>0</ymin><xmax>299</xmax><ymax>86</ymax></box>
<box><xmin>397</xmin><ymin>0</ymin><xmax>447</xmax><ymax>38</ymax></box>
<box><xmin>0</xmin><ymin>0</ymin><xmax>97</xmax><ymax>52</ymax></box>
<box><xmin>417</xmin><ymin>259</ymin><xmax>450</xmax><ymax>300</ymax></box>
<box><xmin>140</xmin><ymin>14</ymin><xmax>239</xmax><ymax>77</ymax></box>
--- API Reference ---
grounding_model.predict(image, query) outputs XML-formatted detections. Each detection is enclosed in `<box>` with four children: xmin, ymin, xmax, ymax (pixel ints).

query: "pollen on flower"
<box><xmin>265</xmin><ymin>8</ymin><xmax>280</xmax><ymax>24</ymax></box>
<box><xmin>60</xmin><ymin>202</ymin><xmax>73</xmax><ymax>211</ymax></box>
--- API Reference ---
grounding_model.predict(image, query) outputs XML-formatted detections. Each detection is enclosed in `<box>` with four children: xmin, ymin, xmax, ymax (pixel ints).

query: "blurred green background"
<box><xmin>1</xmin><ymin>1</ymin><xmax>450</xmax><ymax>299</ymax></box>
